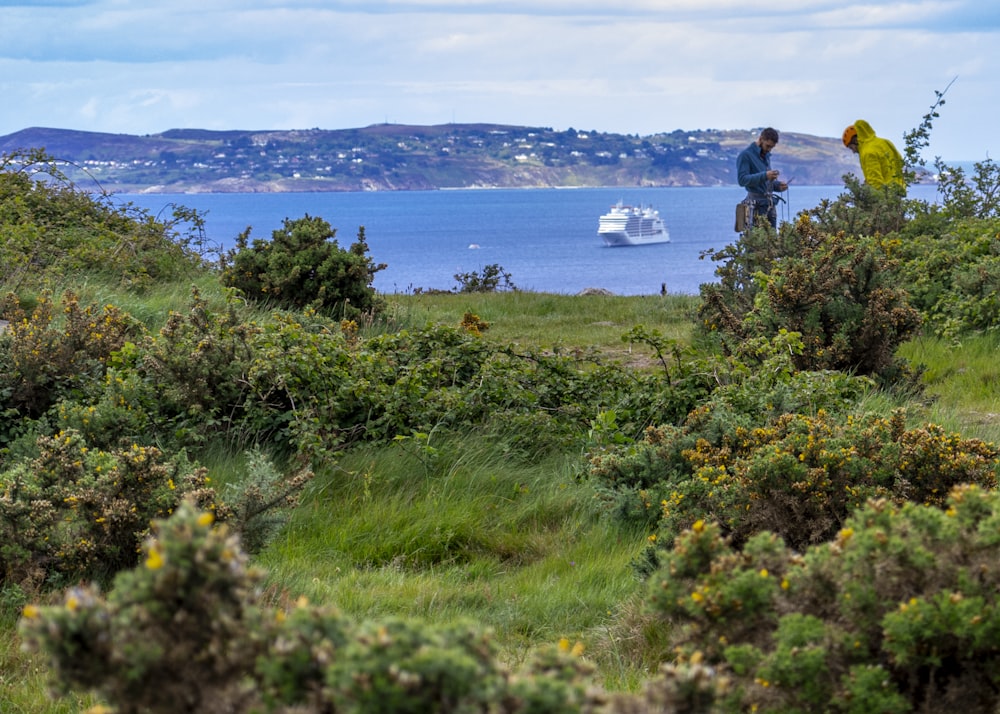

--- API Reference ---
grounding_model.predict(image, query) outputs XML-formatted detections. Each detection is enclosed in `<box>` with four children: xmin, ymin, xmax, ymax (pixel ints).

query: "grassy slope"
<box><xmin>5</xmin><ymin>290</ymin><xmax>1000</xmax><ymax>710</ymax></box>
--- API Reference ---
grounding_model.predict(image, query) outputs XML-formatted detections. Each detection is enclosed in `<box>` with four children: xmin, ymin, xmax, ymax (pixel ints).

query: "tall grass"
<box><xmin>899</xmin><ymin>332</ymin><xmax>1000</xmax><ymax>443</ymax></box>
<box><xmin>255</xmin><ymin>435</ymin><xmax>648</xmax><ymax>678</ymax></box>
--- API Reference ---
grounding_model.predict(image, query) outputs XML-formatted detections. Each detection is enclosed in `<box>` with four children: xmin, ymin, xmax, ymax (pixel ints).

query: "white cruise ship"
<box><xmin>597</xmin><ymin>201</ymin><xmax>670</xmax><ymax>246</ymax></box>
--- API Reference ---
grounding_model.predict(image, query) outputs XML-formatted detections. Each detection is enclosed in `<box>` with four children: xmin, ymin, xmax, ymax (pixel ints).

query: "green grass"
<box><xmin>378</xmin><ymin>291</ymin><xmax>700</xmax><ymax>348</ymax></box>
<box><xmin>255</xmin><ymin>437</ymin><xmax>647</xmax><ymax>678</ymax></box>
<box><xmin>898</xmin><ymin>332</ymin><xmax>1000</xmax><ymax>444</ymax></box>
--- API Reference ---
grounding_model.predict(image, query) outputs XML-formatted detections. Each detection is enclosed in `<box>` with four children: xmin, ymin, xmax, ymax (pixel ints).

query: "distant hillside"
<box><xmin>0</xmin><ymin>124</ymin><xmax>866</xmax><ymax>193</ymax></box>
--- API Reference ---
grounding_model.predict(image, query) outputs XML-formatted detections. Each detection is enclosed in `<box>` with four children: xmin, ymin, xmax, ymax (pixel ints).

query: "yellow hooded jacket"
<box><xmin>854</xmin><ymin>119</ymin><xmax>904</xmax><ymax>190</ymax></box>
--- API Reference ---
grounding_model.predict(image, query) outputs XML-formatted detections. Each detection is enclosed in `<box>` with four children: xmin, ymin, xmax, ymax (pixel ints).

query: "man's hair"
<box><xmin>760</xmin><ymin>127</ymin><xmax>779</xmax><ymax>143</ymax></box>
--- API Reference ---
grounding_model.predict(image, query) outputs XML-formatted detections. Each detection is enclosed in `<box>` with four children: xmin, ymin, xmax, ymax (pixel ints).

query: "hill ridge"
<box><xmin>0</xmin><ymin>123</ymin><xmax>863</xmax><ymax>193</ymax></box>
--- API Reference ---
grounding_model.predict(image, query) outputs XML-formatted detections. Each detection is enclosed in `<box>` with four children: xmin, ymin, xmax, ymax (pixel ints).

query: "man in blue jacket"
<box><xmin>737</xmin><ymin>127</ymin><xmax>788</xmax><ymax>228</ymax></box>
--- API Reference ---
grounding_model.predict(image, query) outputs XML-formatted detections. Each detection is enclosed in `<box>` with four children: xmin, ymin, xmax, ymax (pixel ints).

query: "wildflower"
<box><xmin>197</xmin><ymin>512</ymin><xmax>214</xmax><ymax>527</ymax></box>
<box><xmin>146</xmin><ymin>546</ymin><xmax>164</xmax><ymax>570</ymax></box>
<box><xmin>692</xmin><ymin>519</ymin><xmax>705</xmax><ymax>533</ymax></box>
<box><xmin>22</xmin><ymin>605</ymin><xmax>39</xmax><ymax>619</ymax></box>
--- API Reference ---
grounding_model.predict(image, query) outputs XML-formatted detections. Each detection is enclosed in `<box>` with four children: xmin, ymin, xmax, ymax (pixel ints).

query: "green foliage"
<box><xmin>0</xmin><ymin>430</ymin><xmax>218</xmax><ymax>589</ymax></box>
<box><xmin>222</xmin><ymin>215</ymin><xmax>386</xmax><ymax>318</ymax></box>
<box><xmin>804</xmin><ymin>176</ymin><xmax>920</xmax><ymax>237</ymax></box>
<box><xmin>19</xmin><ymin>501</ymin><xmax>262</xmax><ymax>713</ymax></box>
<box><xmin>894</xmin><ymin>216</ymin><xmax>1000</xmax><ymax>338</ymax></box>
<box><xmin>20</xmin><ymin>501</ymin><xmax>612</xmax><ymax>713</ymax></box>
<box><xmin>137</xmin><ymin>286</ymin><xmax>259</xmax><ymax>445</ymax></box>
<box><xmin>243</xmin><ymin>317</ymin><xmax>711</xmax><ymax>462</ymax></box>
<box><xmin>0</xmin><ymin>290</ymin><xmax>143</xmax><ymax>421</ymax></box>
<box><xmin>220</xmin><ymin>449</ymin><xmax>312</xmax><ymax>555</ymax></box>
<box><xmin>0</xmin><ymin>149</ymin><xmax>206</xmax><ymax>291</ymax></box>
<box><xmin>453</xmin><ymin>263</ymin><xmax>517</xmax><ymax>293</ymax></box>
<box><xmin>699</xmin><ymin>211</ymin><xmax>922</xmax><ymax>383</ymax></box>
<box><xmin>644</xmin><ymin>485</ymin><xmax>1000</xmax><ymax>712</ymax></box>
<box><xmin>933</xmin><ymin>157</ymin><xmax>1000</xmax><ymax>219</ymax></box>
<box><xmin>591</xmin><ymin>398</ymin><xmax>998</xmax><ymax>559</ymax></box>
<box><xmin>902</xmin><ymin>78</ymin><xmax>954</xmax><ymax>182</ymax></box>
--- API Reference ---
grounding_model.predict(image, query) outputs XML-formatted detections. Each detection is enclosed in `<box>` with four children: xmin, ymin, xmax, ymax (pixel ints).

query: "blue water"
<box><xmin>116</xmin><ymin>184</ymin><xmax>941</xmax><ymax>296</ymax></box>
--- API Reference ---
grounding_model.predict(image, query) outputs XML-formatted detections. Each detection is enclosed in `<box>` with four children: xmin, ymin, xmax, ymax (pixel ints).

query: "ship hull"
<box><xmin>599</xmin><ymin>231</ymin><xmax>671</xmax><ymax>247</ymax></box>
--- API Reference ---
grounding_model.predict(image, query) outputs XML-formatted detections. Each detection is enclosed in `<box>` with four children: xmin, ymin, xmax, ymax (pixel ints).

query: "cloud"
<box><xmin>0</xmin><ymin>0</ymin><xmax>996</xmax><ymax>159</ymax></box>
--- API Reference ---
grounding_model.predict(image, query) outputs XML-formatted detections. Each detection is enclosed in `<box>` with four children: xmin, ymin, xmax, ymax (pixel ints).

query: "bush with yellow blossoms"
<box><xmin>0</xmin><ymin>428</ymin><xmax>218</xmax><ymax>589</ymax></box>
<box><xmin>646</xmin><ymin>486</ymin><xmax>1000</xmax><ymax>713</ymax></box>
<box><xmin>21</xmin><ymin>501</ymin><xmax>676</xmax><ymax>714</ymax></box>
<box><xmin>591</xmin><ymin>404</ymin><xmax>998</xmax><ymax>574</ymax></box>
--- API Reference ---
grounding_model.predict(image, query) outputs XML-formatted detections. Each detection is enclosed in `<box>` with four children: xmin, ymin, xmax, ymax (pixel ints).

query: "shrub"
<box><xmin>454</xmin><ymin>263</ymin><xmax>517</xmax><ymax>293</ymax></box>
<box><xmin>0</xmin><ymin>290</ymin><xmax>143</xmax><ymax>421</ymax></box>
<box><xmin>220</xmin><ymin>448</ymin><xmax>313</xmax><ymax>555</ymax></box>
<box><xmin>643</xmin><ymin>485</ymin><xmax>1000</xmax><ymax>713</ymax></box>
<box><xmin>699</xmin><ymin>214</ymin><xmax>922</xmax><ymax>383</ymax></box>
<box><xmin>894</xmin><ymin>216</ymin><xmax>1000</xmax><ymax>338</ymax></box>
<box><xmin>19</xmin><ymin>501</ymin><xmax>262</xmax><ymax>713</ymax></box>
<box><xmin>222</xmin><ymin>215</ymin><xmax>386</xmax><ymax>318</ymax></box>
<box><xmin>21</xmin><ymin>501</ymin><xmax>611</xmax><ymax>713</ymax></box>
<box><xmin>590</xmin><ymin>404</ymin><xmax>998</xmax><ymax>561</ymax></box>
<box><xmin>244</xmin><ymin>318</ymin><xmax>702</xmax><ymax>461</ymax></box>
<box><xmin>0</xmin><ymin>430</ymin><xmax>218</xmax><ymax>589</ymax></box>
<box><xmin>1</xmin><ymin>149</ymin><xmax>205</xmax><ymax>290</ymax></box>
<box><xmin>137</xmin><ymin>287</ymin><xmax>259</xmax><ymax>445</ymax></box>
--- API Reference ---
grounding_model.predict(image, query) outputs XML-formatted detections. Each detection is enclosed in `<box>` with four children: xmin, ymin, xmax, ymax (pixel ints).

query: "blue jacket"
<box><xmin>737</xmin><ymin>141</ymin><xmax>779</xmax><ymax>200</ymax></box>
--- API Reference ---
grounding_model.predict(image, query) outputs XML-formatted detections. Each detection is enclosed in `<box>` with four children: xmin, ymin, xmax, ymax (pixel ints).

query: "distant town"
<box><xmin>0</xmin><ymin>123</ymin><xmax>864</xmax><ymax>193</ymax></box>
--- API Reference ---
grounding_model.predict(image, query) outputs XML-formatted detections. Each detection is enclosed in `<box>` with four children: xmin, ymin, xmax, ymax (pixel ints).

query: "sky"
<box><xmin>1</xmin><ymin>0</ymin><xmax>997</xmax><ymax>161</ymax></box>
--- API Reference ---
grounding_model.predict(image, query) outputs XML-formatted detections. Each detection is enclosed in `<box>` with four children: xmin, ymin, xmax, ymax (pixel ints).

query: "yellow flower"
<box><xmin>146</xmin><ymin>547</ymin><xmax>164</xmax><ymax>570</ymax></box>
<box><xmin>22</xmin><ymin>604</ymin><xmax>39</xmax><ymax>619</ymax></box>
<box><xmin>692</xmin><ymin>519</ymin><xmax>705</xmax><ymax>533</ymax></box>
<box><xmin>691</xmin><ymin>592</ymin><xmax>705</xmax><ymax>603</ymax></box>
<box><xmin>197</xmin><ymin>512</ymin><xmax>214</xmax><ymax>527</ymax></box>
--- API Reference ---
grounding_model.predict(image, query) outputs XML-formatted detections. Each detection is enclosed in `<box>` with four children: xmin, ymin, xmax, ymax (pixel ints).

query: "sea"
<box><xmin>114</xmin><ymin>184</ymin><xmax>941</xmax><ymax>297</ymax></box>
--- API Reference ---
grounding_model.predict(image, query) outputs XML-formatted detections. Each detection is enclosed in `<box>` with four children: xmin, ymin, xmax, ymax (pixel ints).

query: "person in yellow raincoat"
<box><xmin>842</xmin><ymin>120</ymin><xmax>905</xmax><ymax>190</ymax></box>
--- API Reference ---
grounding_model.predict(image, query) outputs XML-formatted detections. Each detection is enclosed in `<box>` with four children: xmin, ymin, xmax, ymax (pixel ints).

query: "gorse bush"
<box><xmin>0</xmin><ymin>290</ymin><xmax>143</xmax><ymax>421</ymax></box>
<box><xmin>222</xmin><ymin>215</ymin><xmax>387</xmax><ymax>318</ymax></box>
<box><xmin>646</xmin><ymin>485</ymin><xmax>1000</xmax><ymax>713</ymax></box>
<box><xmin>698</xmin><ymin>211</ymin><xmax>922</xmax><ymax>384</ymax></box>
<box><xmin>19</xmin><ymin>502</ymin><xmax>613</xmax><ymax>714</ymax></box>
<box><xmin>590</xmin><ymin>364</ymin><xmax>998</xmax><ymax>560</ymax></box>
<box><xmin>0</xmin><ymin>430</ymin><xmax>219</xmax><ymax>589</ymax></box>
<box><xmin>136</xmin><ymin>286</ymin><xmax>260</xmax><ymax>446</ymax></box>
<box><xmin>20</xmin><ymin>502</ymin><xmax>263</xmax><ymax>713</ymax></box>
